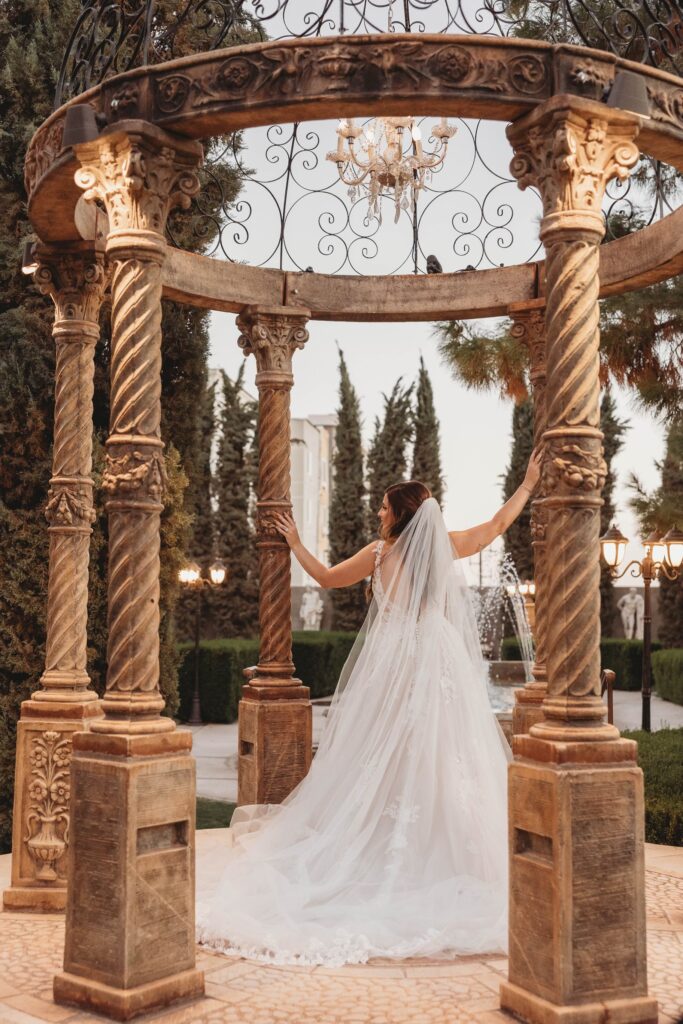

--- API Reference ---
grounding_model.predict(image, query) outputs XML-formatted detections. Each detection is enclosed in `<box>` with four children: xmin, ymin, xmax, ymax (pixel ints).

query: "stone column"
<box><xmin>53</xmin><ymin>124</ymin><xmax>205</xmax><ymax>1022</ymax></box>
<box><xmin>3</xmin><ymin>246</ymin><xmax>106</xmax><ymax>913</ymax></box>
<box><xmin>235</xmin><ymin>305</ymin><xmax>312</xmax><ymax>806</ymax></box>
<box><xmin>501</xmin><ymin>98</ymin><xmax>657</xmax><ymax>1024</ymax></box>
<box><xmin>509</xmin><ymin>299</ymin><xmax>548</xmax><ymax>737</ymax></box>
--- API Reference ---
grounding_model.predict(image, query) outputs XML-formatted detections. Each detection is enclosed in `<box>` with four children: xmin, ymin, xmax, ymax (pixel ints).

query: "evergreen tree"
<box><xmin>175</xmin><ymin>379</ymin><xmax>217</xmax><ymax>640</ymax></box>
<box><xmin>411</xmin><ymin>355</ymin><xmax>445</xmax><ymax>506</ymax></box>
<box><xmin>0</xmin><ymin>1</ymin><xmax>253</xmax><ymax>852</ymax></box>
<box><xmin>366</xmin><ymin>379</ymin><xmax>414</xmax><ymax>536</ymax></box>
<box><xmin>329</xmin><ymin>348</ymin><xmax>367</xmax><ymax>630</ymax></box>
<box><xmin>630</xmin><ymin>416</ymin><xmax>683</xmax><ymax>646</ymax></box>
<box><xmin>599</xmin><ymin>388</ymin><xmax>628</xmax><ymax>636</ymax></box>
<box><xmin>502</xmin><ymin>398</ymin><xmax>535</xmax><ymax>581</ymax></box>
<box><xmin>214</xmin><ymin>367</ymin><xmax>259</xmax><ymax>638</ymax></box>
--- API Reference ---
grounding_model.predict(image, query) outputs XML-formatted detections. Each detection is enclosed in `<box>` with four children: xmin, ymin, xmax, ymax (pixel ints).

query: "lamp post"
<box><xmin>600</xmin><ymin>524</ymin><xmax>683</xmax><ymax>731</ymax></box>
<box><xmin>178</xmin><ymin>559</ymin><xmax>227</xmax><ymax>725</ymax></box>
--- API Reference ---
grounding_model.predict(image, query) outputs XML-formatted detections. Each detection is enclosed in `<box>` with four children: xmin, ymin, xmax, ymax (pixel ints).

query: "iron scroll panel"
<box><xmin>56</xmin><ymin>0</ymin><xmax>683</xmax><ymax>108</ymax></box>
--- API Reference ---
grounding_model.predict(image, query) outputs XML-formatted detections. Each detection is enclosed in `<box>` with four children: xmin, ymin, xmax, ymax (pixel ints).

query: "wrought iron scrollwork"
<box><xmin>56</xmin><ymin>0</ymin><xmax>683</xmax><ymax>109</ymax></box>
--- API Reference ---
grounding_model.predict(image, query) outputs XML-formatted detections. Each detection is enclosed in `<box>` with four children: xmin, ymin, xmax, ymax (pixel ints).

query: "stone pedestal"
<box><xmin>501</xmin><ymin>736</ymin><xmax>658</xmax><ymax>1024</ymax></box>
<box><xmin>512</xmin><ymin>686</ymin><xmax>546</xmax><ymax>737</ymax></box>
<box><xmin>3</xmin><ymin>700</ymin><xmax>102</xmax><ymax>912</ymax></box>
<box><xmin>238</xmin><ymin>683</ymin><xmax>312</xmax><ymax>805</ymax></box>
<box><xmin>53</xmin><ymin>731</ymin><xmax>203</xmax><ymax>1021</ymax></box>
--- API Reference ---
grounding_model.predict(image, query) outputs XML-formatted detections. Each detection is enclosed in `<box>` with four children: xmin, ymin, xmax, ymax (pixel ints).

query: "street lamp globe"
<box><xmin>599</xmin><ymin>524</ymin><xmax>628</xmax><ymax>569</ymax></box>
<box><xmin>644</xmin><ymin>529</ymin><xmax>666</xmax><ymax>565</ymax></box>
<box><xmin>209</xmin><ymin>560</ymin><xmax>227</xmax><ymax>586</ymax></box>
<box><xmin>663</xmin><ymin>525</ymin><xmax>683</xmax><ymax>570</ymax></box>
<box><xmin>178</xmin><ymin>562</ymin><xmax>201</xmax><ymax>585</ymax></box>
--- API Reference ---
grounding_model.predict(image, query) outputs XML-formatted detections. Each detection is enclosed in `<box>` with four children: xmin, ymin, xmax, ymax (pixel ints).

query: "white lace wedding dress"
<box><xmin>196</xmin><ymin>497</ymin><xmax>511</xmax><ymax>967</ymax></box>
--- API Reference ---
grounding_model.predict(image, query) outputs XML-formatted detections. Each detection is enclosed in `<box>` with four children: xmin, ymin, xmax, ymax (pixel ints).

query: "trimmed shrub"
<box><xmin>178</xmin><ymin>631</ymin><xmax>357</xmax><ymax>723</ymax></box>
<box><xmin>623</xmin><ymin>728</ymin><xmax>683</xmax><ymax>846</ymax></box>
<box><xmin>652</xmin><ymin>649</ymin><xmax>683</xmax><ymax>706</ymax></box>
<box><xmin>500</xmin><ymin>636</ymin><xmax>663</xmax><ymax>691</ymax></box>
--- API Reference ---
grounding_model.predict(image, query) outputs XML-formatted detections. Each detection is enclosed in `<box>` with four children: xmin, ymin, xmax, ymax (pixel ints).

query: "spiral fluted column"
<box><xmin>501</xmin><ymin>97</ymin><xmax>655</xmax><ymax>1024</ymax></box>
<box><xmin>3</xmin><ymin>246</ymin><xmax>107</xmax><ymax>913</ymax></box>
<box><xmin>235</xmin><ymin>306</ymin><xmax>313</xmax><ymax>806</ymax></box>
<box><xmin>509</xmin><ymin>300</ymin><xmax>548</xmax><ymax>736</ymax></box>
<box><xmin>53</xmin><ymin>125</ymin><xmax>205</xmax><ymax>1021</ymax></box>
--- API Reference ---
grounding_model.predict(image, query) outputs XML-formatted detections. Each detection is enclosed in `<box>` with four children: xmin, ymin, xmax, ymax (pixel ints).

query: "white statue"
<box><xmin>617</xmin><ymin>588</ymin><xmax>644</xmax><ymax>639</ymax></box>
<box><xmin>300</xmin><ymin>586</ymin><xmax>324</xmax><ymax>631</ymax></box>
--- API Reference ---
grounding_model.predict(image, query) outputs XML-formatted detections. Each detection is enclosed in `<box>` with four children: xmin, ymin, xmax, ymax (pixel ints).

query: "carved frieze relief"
<box><xmin>102</xmin><ymin>448</ymin><xmax>167</xmax><ymax>503</ymax></box>
<box><xmin>648</xmin><ymin>84</ymin><xmax>683</xmax><ymax>129</ymax></box>
<box><xmin>45</xmin><ymin>485</ymin><xmax>95</xmax><ymax>528</ymax></box>
<box><xmin>543</xmin><ymin>441</ymin><xmax>607</xmax><ymax>493</ymax></box>
<box><xmin>24</xmin><ymin>116</ymin><xmax>65</xmax><ymax>198</ymax></box>
<box><xmin>153</xmin><ymin>39</ymin><xmax>549</xmax><ymax>118</ymax></box>
<box><xmin>25</xmin><ymin>731</ymin><xmax>71</xmax><ymax>882</ymax></box>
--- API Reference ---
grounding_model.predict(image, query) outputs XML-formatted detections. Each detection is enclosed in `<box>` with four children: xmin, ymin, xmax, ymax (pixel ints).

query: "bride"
<box><xmin>197</xmin><ymin>450</ymin><xmax>542</xmax><ymax>967</ymax></box>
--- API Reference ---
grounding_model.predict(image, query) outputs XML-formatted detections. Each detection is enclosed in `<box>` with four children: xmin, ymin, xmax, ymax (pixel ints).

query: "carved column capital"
<box><xmin>34</xmin><ymin>248</ymin><xmax>108</xmax><ymax>331</ymax></box>
<box><xmin>237</xmin><ymin>306</ymin><xmax>311</xmax><ymax>381</ymax></box>
<box><xmin>507</xmin><ymin>98</ymin><xmax>640</xmax><ymax>240</ymax></box>
<box><xmin>508</xmin><ymin>301</ymin><xmax>546</xmax><ymax>383</ymax></box>
<box><xmin>74</xmin><ymin>126</ymin><xmax>202</xmax><ymax>255</ymax></box>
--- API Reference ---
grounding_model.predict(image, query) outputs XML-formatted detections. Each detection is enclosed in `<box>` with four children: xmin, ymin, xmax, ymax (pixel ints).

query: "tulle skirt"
<box><xmin>196</xmin><ymin>611</ymin><xmax>510</xmax><ymax>967</ymax></box>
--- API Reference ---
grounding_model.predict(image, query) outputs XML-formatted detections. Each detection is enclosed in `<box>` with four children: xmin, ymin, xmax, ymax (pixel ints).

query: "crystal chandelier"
<box><xmin>327</xmin><ymin>116</ymin><xmax>457</xmax><ymax>223</ymax></box>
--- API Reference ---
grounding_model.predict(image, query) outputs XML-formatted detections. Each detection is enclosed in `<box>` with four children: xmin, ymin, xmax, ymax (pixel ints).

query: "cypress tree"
<box><xmin>599</xmin><ymin>388</ymin><xmax>628</xmax><ymax>636</ymax></box>
<box><xmin>502</xmin><ymin>398</ymin><xmax>535</xmax><ymax>581</ymax></box>
<box><xmin>366</xmin><ymin>379</ymin><xmax>414</xmax><ymax>536</ymax></box>
<box><xmin>411</xmin><ymin>355</ymin><xmax>445</xmax><ymax>506</ymax></box>
<box><xmin>329</xmin><ymin>347</ymin><xmax>367</xmax><ymax>630</ymax></box>
<box><xmin>214</xmin><ymin>367</ymin><xmax>259</xmax><ymax>638</ymax></box>
<box><xmin>0</xmin><ymin>2</ymin><xmax>252</xmax><ymax>851</ymax></box>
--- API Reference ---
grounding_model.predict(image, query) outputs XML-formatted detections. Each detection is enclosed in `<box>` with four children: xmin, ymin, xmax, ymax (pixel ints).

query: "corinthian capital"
<box><xmin>74</xmin><ymin>125</ymin><xmax>202</xmax><ymax>240</ymax></box>
<box><xmin>507</xmin><ymin>99</ymin><xmax>640</xmax><ymax>227</ymax></box>
<box><xmin>34</xmin><ymin>249</ymin><xmax>107</xmax><ymax>326</ymax></box>
<box><xmin>237</xmin><ymin>306</ymin><xmax>310</xmax><ymax>377</ymax></box>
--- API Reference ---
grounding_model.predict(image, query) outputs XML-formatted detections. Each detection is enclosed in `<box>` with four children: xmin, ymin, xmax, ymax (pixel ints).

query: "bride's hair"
<box><xmin>381</xmin><ymin>480</ymin><xmax>432</xmax><ymax>542</ymax></box>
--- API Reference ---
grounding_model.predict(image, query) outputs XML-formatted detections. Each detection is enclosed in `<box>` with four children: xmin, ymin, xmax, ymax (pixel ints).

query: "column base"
<box><xmin>500</xmin><ymin>980</ymin><xmax>658</xmax><ymax>1024</ymax></box>
<box><xmin>54</xmin><ymin>968</ymin><xmax>205</xmax><ymax>1022</ymax></box>
<box><xmin>2</xmin><ymin>885</ymin><xmax>66</xmax><ymax>912</ymax></box>
<box><xmin>238</xmin><ymin>680</ymin><xmax>312</xmax><ymax>805</ymax></box>
<box><xmin>55</xmin><ymin>730</ymin><xmax>202</xmax><ymax>1021</ymax></box>
<box><xmin>507</xmin><ymin>743</ymin><xmax>650</xmax><ymax>1019</ymax></box>
<box><xmin>3</xmin><ymin>697</ymin><xmax>103</xmax><ymax>913</ymax></box>
<box><xmin>512</xmin><ymin>687</ymin><xmax>546</xmax><ymax>737</ymax></box>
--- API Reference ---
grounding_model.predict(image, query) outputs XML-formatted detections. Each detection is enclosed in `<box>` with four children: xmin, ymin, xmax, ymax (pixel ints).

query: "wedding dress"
<box><xmin>196</xmin><ymin>497</ymin><xmax>511</xmax><ymax>967</ymax></box>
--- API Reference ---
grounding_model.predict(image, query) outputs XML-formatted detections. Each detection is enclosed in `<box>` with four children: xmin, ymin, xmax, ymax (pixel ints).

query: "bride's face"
<box><xmin>378</xmin><ymin>494</ymin><xmax>394</xmax><ymax>532</ymax></box>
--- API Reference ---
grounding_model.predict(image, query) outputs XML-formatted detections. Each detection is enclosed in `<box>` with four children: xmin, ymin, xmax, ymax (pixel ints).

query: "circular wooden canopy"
<box><xmin>25</xmin><ymin>33</ymin><xmax>683</xmax><ymax>322</ymax></box>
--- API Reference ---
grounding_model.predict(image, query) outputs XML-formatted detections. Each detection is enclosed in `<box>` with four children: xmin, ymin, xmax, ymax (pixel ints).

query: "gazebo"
<box><xmin>5</xmin><ymin>0</ymin><xmax>681</xmax><ymax>1019</ymax></box>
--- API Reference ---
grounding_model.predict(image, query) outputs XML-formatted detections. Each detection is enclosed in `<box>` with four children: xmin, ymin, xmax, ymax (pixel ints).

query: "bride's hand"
<box><xmin>523</xmin><ymin>447</ymin><xmax>543</xmax><ymax>494</ymax></box>
<box><xmin>272</xmin><ymin>510</ymin><xmax>300</xmax><ymax>547</ymax></box>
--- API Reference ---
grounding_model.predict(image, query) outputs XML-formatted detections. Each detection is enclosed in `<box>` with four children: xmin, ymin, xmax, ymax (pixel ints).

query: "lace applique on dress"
<box><xmin>373</xmin><ymin>539</ymin><xmax>385</xmax><ymax>598</ymax></box>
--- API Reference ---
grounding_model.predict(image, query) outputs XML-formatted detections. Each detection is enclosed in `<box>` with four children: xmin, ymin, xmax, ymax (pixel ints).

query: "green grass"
<box><xmin>196</xmin><ymin>798</ymin><xmax>236</xmax><ymax>830</ymax></box>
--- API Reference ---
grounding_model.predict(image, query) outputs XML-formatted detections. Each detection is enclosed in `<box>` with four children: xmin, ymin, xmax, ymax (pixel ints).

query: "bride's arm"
<box><xmin>272</xmin><ymin>510</ymin><xmax>376</xmax><ymax>588</ymax></box>
<box><xmin>449</xmin><ymin>448</ymin><xmax>542</xmax><ymax>558</ymax></box>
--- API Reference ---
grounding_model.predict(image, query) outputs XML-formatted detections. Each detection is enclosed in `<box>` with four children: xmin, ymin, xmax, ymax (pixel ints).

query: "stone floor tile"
<box><xmin>201</xmin><ymin>961</ymin><xmax>262</xmax><ymax>984</ymax></box>
<box><xmin>204</xmin><ymin>982</ymin><xmax>251</xmax><ymax>1004</ymax></box>
<box><xmin>0</xmin><ymin>981</ymin><xmax>21</xmax><ymax>999</ymax></box>
<box><xmin>0</xmin><ymin>1004</ymin><xmax>56</xmax><ymax>1024</ymax></box>
<box><xmin>2</xmin><ymin>996</ymin><xmax>73</xmax><ymax>1022</ymax></box>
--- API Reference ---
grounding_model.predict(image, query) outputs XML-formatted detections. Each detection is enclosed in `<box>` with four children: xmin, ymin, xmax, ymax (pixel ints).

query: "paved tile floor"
<box><xmin>1</xmin><ymin>838</ymin><xmax>681</xmax><ymax>1024</ymax></box>
<box><xmin>183</xmin><ymin>693</ymin><xmax>683</xmax><ymax>804</ymax></box>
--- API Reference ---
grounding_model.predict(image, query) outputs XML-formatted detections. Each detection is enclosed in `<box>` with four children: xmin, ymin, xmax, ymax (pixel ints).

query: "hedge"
<box><xmin>652</xmin><ymin>649</ymin><xmax>683</xmax><ymax>706</ymax></box>
<box><xmin>178</xmin><ymin>631</ymin><xmax>357</xmax><ymax>723</ymax></box>
<box><xmin>623</xmin><ymin>728</ymin><xmax>683</xmax><ymax>846</ymax></box>
<box><xmin>500</xmin><ymin>636</ymin><xmax>662</xmax><ymax>691</ymax></box>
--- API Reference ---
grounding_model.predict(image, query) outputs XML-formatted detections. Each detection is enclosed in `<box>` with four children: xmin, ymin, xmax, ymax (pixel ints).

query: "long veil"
<box><xmin>197</xmin><ymin>496</ymin><xmax>511</xmax><ymax>966</ymax></box>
